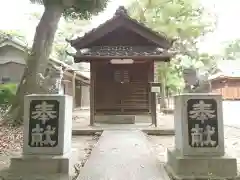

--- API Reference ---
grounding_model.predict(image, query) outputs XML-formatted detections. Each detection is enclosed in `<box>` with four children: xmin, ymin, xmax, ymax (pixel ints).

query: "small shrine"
<box><xmin>69</xmin><ymin>6</ymin><xmax>173</xmax><ymax>124</ymax></box>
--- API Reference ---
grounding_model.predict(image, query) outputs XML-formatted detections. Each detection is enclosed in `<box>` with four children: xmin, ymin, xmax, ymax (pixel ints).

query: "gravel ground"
<box><xmin>147</xmin><ymin>125</ymin><xmax>240</xmax><ymax>174</ymax></box>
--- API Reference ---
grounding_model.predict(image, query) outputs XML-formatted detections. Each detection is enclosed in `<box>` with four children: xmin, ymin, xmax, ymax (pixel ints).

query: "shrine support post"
<box><xmin>8</xmin><ymin>94</ymin><xmax>77</xmax><ymax>179</ymax></box>
<box><xmin>165</xmin><ymin>93</ymin><xmax>237</xmax><ymax>179</ymax></box>
<box><xmin>150</xmin><ymin>82</ymin><xmax>161</xmax><ymax>127</ymax></box>
<box><xmin>150</xmin><ymin>92</ymin><xmax>157</xmax><ymax>127</ymax></box>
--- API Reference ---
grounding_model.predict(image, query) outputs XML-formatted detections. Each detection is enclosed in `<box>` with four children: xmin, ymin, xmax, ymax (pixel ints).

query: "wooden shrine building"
<box><xmin>69</xmin><ymin>6</ymin><xmax>173</xmax><ymax>125</ymax></box>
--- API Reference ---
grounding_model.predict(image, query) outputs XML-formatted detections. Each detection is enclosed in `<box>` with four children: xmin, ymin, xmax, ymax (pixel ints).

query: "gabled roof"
<box><xmin>69</xmin><ymin>6</ymin><xmax>174</xmax><ymax>50</ymax></box>
<box><xmin>0</xmin><ymin>37</ymin><xmax>29</xmax><ymax>52</ymax></box>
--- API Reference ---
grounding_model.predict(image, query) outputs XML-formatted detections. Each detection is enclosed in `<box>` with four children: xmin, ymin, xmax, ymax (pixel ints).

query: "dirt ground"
<box><xmin>0</xmin><ymin>125</ymin><xmax>100</xmax><ymax>174</ymax></box>
<box><xmin>147</xmin><ymin>125</ymin><xmax>240</xmax><ymax>174</ymax></box>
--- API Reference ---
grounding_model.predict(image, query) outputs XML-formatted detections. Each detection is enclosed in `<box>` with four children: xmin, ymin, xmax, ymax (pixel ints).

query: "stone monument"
<box><xmin>165</xmin><ymin>93</ymin><xmax>238</xmax><ymax>179</ymax></box>
<box><xmin>183</xmin><ymin>67</ymin><xmax>211</xmax><ymax>93</ymax></box>
<box><xmin>4</xmin><ymin>66</ymin><xmax>76</xmax><ymax>179</ymax></box>
<box><xmin>37</xmin><ymin>63</ymin><xmax>64</xmax><ymax>94</ymax></box>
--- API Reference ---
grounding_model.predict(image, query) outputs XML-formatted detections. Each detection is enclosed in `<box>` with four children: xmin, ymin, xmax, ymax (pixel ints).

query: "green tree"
<box><xmin>8</xmin><ymin>0</ymin><xmax>108</xmax><ymax>125</ymax></box>
<box><xmin>127</xmin><ymin>0</ymin><xmax>216</xmax><ymax>108</ymax></box>
<box><xmin>53</xmin><ymin>18</ymin><xmax>90</xmax><ymax>61</ymax></box>
<box><xmin>22</xmin><ymin>11</ymin><xmax>90</xmax><ymax>62</ymax></box>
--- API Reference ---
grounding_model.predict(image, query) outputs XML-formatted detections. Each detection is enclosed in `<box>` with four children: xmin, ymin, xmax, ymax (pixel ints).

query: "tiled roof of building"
<box><xmin>209</xmin><ymin>60</ymin><xmax>240</xmax><ymax>80</ymax></box>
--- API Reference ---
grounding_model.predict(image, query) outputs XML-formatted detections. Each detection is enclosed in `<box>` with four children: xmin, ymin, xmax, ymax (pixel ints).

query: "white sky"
<box><xmin>0</xmin><ymin>0</ymin><xmax>240</xmax><ymax>54</ymax></box>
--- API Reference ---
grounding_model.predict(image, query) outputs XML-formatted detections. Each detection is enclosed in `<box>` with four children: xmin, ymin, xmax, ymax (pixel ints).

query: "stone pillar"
<box><xmin>8</xmin><ymin>94</ymin><xmax>76</xmax><ymax>179</ymax></box>
<box><xmin>165</xmin><ymin>93</ymin><xmax>237</xmax><ymax>179</ymax></box>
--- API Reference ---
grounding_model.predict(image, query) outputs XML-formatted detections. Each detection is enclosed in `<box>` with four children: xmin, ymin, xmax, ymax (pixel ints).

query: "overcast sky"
<box><xmin>0</xmin><ymin>0</ymin><xmax>240</xmax><ymax>54</ymax></box>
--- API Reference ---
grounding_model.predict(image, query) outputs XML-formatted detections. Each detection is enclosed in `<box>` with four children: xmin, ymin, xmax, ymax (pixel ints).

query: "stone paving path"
<box><xmin>77</xmin><ymin>130</ymin><xmax>170</xmax><ymax>180</ymax></box>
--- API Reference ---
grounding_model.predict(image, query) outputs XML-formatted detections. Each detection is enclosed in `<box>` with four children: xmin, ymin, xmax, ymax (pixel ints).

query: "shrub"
<box><xmin>0</xmin><ymin>83</ymin><xmax>17</xmax><ymax>106</ymax></box>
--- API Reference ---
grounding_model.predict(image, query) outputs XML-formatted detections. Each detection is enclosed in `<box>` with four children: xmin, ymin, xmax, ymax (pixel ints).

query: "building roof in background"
<box><xmin>49</xmin><ymin>58</ymin><xmax>90</xmax><ymax>80</ymax></box>
<box><xmin>0</xmin><ymin>36</ymin><xmax>28</xmax><ymax>48</ymax></box>
<box><xmin>0</xmin><ymin>37</ymin><xmax>90</xmax><ymax>82</ymax></box>
<box><xmin>209</xmin><ymin>60</ymin><xmax>240</xmax><ymax>80</ymax></box>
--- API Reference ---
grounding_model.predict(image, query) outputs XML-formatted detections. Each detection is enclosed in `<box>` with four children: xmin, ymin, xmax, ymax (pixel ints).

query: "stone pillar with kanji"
<box><xmin>7</xmin><ymin>94</ymin><xmax>76</xmax><ymax>179</ymax></box>
<box><xmin>165</xmin><ymin>93</ymin><xmax>237</xmax><ymax>179</ymax></box>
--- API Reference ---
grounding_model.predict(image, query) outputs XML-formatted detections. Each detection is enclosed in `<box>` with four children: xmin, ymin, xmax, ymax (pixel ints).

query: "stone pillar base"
<box><xmin>4</xmin><ymin>150</ymin><xmax>78</xmax><ymax>180</ymax></box>
<box><xmin>0</xmin><ymin>172</ymin><xmax>70</xmax><ymax>180</ymax></box>
<box><xmin>165</xmin><ymin>148</ymin><xmax>237</xmax><ymax>180</ymax></box>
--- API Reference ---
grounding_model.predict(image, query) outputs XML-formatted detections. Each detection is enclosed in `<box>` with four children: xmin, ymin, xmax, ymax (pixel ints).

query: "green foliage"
<box><xmin>3</xmin><ymin>12</ymin><xmax>89</xmax><ymax>62</ymax></box>
<box><xmin>222</xmin><ymin>39</ymin><xmax>240</xmax><ymax>60</ymax></box>
<box><xmin>28</xmin><ymin>0</ymin><xmax>109</xmax><ymax>61</ymax></box>
<box><xmin>128</xmin><ymin>0</ymin><xmax>217</xmax><ymax>93</ymax></box>
<box><xmin>53</xmin><ymin>19</ymin><xmax>90</xmax><ymax>61</ymax></box>
<box><xmin>30</xmin><ymin>0</ymin><xmax>109</xmax><ymax>20</ymax></box>
<box><xmin>64</xmin><ymin>0</ymin><xmax>109</xmax><ymax>19</ymax></box>
<box><xmin>0</xmin><ymin>84</ymin><xmax>17</xmax><ymax>106</ymax></box>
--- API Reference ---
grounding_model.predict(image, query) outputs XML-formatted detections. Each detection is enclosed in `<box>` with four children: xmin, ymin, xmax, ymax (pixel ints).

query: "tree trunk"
<box><xmin>7</xmin><ymin>4</ymin><xmax>64</xmax><ymax>125</ymax></box>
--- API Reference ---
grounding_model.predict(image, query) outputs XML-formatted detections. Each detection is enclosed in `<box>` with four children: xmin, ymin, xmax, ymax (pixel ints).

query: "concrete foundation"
<box><xmin>10</xmin><ymin>155</ymin><xmax>70</xmax><ymax>174</ymax></box>
<box><xmin>4</xmin><ymin>149</ymin><xmax>78</xmax><ymax>180</ymax></box>
<box><xmin>165</xmin><ymin>148</ymin><xmax>237</xmax><ymax>180</ymax></box>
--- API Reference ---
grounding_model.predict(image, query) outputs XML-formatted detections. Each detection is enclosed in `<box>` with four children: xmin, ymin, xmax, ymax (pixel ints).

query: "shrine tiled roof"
<box><xmin>69</xmin><ymin>6</ymin><xmax>174</xmax><ymax>50</ymax></box>
<box><xmin>74</xmin><ymin>46</ymin><xmax>171</xmax><ymax>59</ymax></box>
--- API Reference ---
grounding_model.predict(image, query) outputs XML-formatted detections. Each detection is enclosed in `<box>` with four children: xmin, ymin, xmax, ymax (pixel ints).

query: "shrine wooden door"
<box><xmin>95</xmin><ymin>62</ymin><xmax>150</xmax><ymax>114</ymax></box>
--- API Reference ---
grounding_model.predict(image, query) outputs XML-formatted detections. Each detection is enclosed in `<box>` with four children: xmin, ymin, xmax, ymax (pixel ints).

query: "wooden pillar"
<box><xmin>148</xmin><ymin>61</ymin><xmax>153</xmax><ymax>111</ymax></box>
<box><xmin>72</xmin><ymin>72</ymin><xmax>76</xmax><ymax>109</ymax></box>
<box><xmin>90</xmin><ymin>63</ymin><xmax>95</xmax><ymax>126</ymax></box>
<box><xmin>150</xmin><ymin>61</ymin><xmax>157</xmax><ymax>127</ymax></box>
<box><xmin>151</xmin><ymin>92</ymin><xmax>157</xmax><ymax>127</ymax></box>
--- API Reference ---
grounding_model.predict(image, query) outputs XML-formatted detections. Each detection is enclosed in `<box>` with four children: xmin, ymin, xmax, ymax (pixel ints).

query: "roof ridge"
<box><xmin>0</xmin><ymin>36</ymin><xmax>29</xmax><ymax>49</ymax></box>
<box><xmin>114</xmin><ymin>6</ymin><xmax>128</xmax><ymax>16</ymax></box>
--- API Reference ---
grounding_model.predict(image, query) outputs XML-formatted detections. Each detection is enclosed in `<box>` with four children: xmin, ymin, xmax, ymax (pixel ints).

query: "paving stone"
<box><xmin>77</xmin><ymin>130</ymin><xmax>170</xmax><ymax>180</ymax></box>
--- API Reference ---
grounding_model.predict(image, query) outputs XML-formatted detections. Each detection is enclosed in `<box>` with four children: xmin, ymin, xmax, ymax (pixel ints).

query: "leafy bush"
<box><xmin>0</xmin><ymin>83</ymin><xmax>17</xmax><ymax>106</ymax></box>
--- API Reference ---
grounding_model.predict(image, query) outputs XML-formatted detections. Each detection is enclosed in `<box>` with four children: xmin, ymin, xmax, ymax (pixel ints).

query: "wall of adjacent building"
<box><xmin>0</xmin><ymin>46</ymin><xmax>26</xmax><ymax>83</ymax></box>
<box><xmin>0</xmin><ymin>62</ymin><xmax>25</xmax><ymax>83</ymax></box>
<box><xmin>0</xmin><ymin>45</ymin><xmax>26</xmax><ymax>65</ymax></box>
<box><xmin>211</xmin><ymin>78</ymin><xmax>240</xmax><ymax>100</ymax></box>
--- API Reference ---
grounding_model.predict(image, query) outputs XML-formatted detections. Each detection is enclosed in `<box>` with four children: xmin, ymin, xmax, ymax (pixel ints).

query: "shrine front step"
<box><xmin>95</xmin><ymin>115</ymin><xmax>136</xmax><ymax>124</ymax></box>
